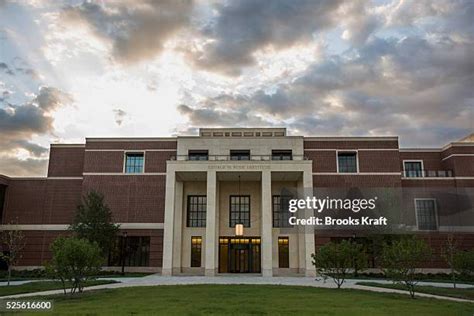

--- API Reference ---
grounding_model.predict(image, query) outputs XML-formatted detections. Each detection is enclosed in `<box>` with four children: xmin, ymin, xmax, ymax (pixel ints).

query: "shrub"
<box><xmin>46</xmin><ymin>237</ymin><xmax>102</xmax><ymax>295</ymax></box>
<box><xmin>312</xmin><ymin>240</ymin><xmax>367</xmax><ymax>289</ymax></box>
<box><xmin>453</xmin><ymin>250</ymin><xmax>474</xmax><ymax>279</ymax></box>
<box><xmin>381</xmin><ymin>236</ymin><xmax>430</xmax><ymax>298</ymax></box>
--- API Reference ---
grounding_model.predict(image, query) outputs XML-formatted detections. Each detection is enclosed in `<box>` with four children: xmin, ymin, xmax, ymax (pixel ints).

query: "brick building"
<box><xmin>0</xmin><ymin>128</ymin><xmax>473</xmax><ymax>275</ymax></box>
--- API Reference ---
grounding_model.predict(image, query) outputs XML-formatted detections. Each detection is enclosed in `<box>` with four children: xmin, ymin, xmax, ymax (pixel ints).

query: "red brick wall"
<box><xmin>42</xmin><ymin>179</ymin><xmax>83</xmax><ymax>224</ymax></box>
<box><xmin>145</xmin><ymin>151</ymin><xmax>176</xmax><ymax>172</ymax></box>
<box><xmin>14</xmin><ymin>229</ymin><xmax>163</xmax><ymax>267</ymax></box>
<box><xmin>359</xmin><ymin>151</ymin><xmax>400</xmax><ymax>173</ymax></box>
<box><xmin>3</xmin><ymin>179</ymin><xmax>47</xmax><ymax>224</ymax></box>
<box><xmin>314</xmin><ymin>175</ymin><xmax>402</xmax><ymax>187</ymax></box>
<box><xmin>304</xmin><ymin>140</ymin><xmax>399</xmax><ymax>149</ymax></box>
<box><xmin>85</xmin><ymin>140</ymin><xmax>177</xmax><ymax>150</ymax></box>
<box><xmin>0</xmin><ymin>175</ymin><xmax>9</xmax><ymax>186</ymax></box>
<box><xmin>305</xmin><ymin>151</ymin><xmax>337</xmax><ymax>172</ymax></box>
<box><xmin>449</xmin><ymin>156</ymin><xmax>474</xmax><ymax>177</ymax></box>
<box><xmin>48</xmin><ymin>147</ymin><xmax>85</xmax><ymax>177</ymax></box>
<box><xmin>3</xmin><ymin>179</ymin><xmax>82</xmax><ymax>225</ymax></box>
<box><xmin>82</xmin><ymin>175</ymin><xmax>165</xmax><ymax>223</ymax></box>
<box><xmin>441</xmin><ymin>145</ymin><xmax>474</xmax><ymax>157</ymax></box>
<box><xmin>83</xmin><ymin>151</ymin><xmax>124</xmax><ymax>173</ymax></box>
<box><xmin>399</xmin><ymin>152</ymin><xmax>443</xmax><ymax>171</ymax></box>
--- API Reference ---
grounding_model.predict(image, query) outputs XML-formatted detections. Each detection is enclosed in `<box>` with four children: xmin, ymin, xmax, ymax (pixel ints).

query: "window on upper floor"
<box><xmin>415</xmin><ymin>199</ymin><xmax>438</xmax><ymax>230</ymax></box>
<box><xmin>187</xmin><ymin>195</ymin><xmax>207</xmax><ymax>227</ymax></box>
<box><xmin>188</xmin><ymin>150</ymin><xmax>209</xmax><ymax>161</ymax></box>
<box><xmin>124</xmin><ymin>153</ymin><xmax>144</xmax><ymax>173</ymax></box>
<box><xmin>272</xmin><ymin>150</ymin><xmax>292</xmax><ymax>161</ymax></box>
<box><xmin>230</xmin><ymin>195</ymin><xmax>250</xmax><ymax>227</ymax></box>
<box><xmin>337</xmin><ymin>152</ymin><xmax>358</xmax><ymax>173</ymax></box>
<box><xmin>230</xmin><ymin>150</ymin><xmax>250</xmax><ymax>161</ymax></box>
<box><xmin>404</xmin><ymin>161</ymin><xmax>423</xmax><ymax>178</ymax></box>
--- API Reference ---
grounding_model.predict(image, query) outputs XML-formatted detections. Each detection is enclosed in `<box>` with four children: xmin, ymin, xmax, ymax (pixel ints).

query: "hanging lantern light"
<box><xmin>235</xmin><ymin>223</ymin><xmax>244</xmax><ymax>236</ymax></box>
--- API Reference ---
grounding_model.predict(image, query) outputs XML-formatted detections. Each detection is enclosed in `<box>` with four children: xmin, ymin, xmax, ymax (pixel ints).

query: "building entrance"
<box><xmin>218</xmin><ymin>237</ymin><xmax>261</xmax><ymax>273</ymax></box>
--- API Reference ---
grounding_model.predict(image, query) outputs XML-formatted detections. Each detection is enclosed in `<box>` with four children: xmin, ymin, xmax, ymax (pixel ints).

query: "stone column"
<box><xmin>172</xmin><ymin>180</ymin><xmax>183</xmax><ymax>274</ymax></box>
<box><xmin>261</xmin><ymin>169</ymin><xmax>273</xmax><ymax>277</ymax></box>
<box><xmin>162</xmin><ymin>169</ymin><xmax>176</xmax><ymax>276</ymax></box>
<box><xmin>205</xmin><ymin>170</ymin><xmax>217</xmax><ymax>276</ymax></box>
<box><xmin>303</xmin><ymin>170</ymin><xmax>316</xmax><ymax>277</ymax></box>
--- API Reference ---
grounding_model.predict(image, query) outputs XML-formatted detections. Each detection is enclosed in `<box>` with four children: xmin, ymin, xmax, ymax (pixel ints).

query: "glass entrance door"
<box><xmin>219</xmin><ymin>237</ymin><xmax>261</xmax><ymax>273</ymax></box>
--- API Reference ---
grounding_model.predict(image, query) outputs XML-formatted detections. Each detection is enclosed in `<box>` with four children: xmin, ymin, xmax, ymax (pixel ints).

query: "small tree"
<box><xmin>381</xmin><ymin>235</ymin><xmax>430</xmax><ymax>298</ymax></box>
<box><xmin>350</xmin><ymin>242</ymin><xmax>368</xmax><ymax>277</ymax></box>
<box><xmin>47</xmin><ymin>237</ymin><xmax>102</xmax><ymax>295</ymax></box>
<box><xmin>70</xmin><ymin>191</ymin><xmax>119</xmax><ymax>255</ymax></box>
<box><xmin>453</xmin><ymin>250</ymin><xmax>474</xmax><ymax>280</ymax></box>
<box><xmin>442</xmin><ymin>234</ymin><xmax>459</xmax><ymax>288</ymax></box>
<box><xmin>312</xmin><ymin>240</ymin><xmax>367</xmax><ymax>289</ymax></box>
<box><xmin>0</xmin><ymin>223</ymin><xmax>26</xmax><ymax>286</ymax></box>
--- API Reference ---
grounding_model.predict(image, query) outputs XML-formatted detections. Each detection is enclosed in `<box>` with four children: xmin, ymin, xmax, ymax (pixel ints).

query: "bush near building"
<box><xmin>312</xmin><ymin>240</ymin><xmax>367</xmax><ymax>288</ymax></box>
<box><xmin>381</xmin><ymin>236</ymin><xmax>431</xmax><ymax>298</ymax></box>
<box><xmin>46</xmin><ymin>237</ymin><xmax>102</xmax><ymax>295</ymax></box>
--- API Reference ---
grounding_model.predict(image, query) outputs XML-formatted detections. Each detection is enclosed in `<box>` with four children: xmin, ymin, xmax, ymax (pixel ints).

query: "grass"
<box><xmin>357</xmin><ymin>281</ymin><xmax>474</xmax><ymax>301</ymax></box>
<box><xmin>15</xmin><ymin>284</ymin><xmax>474</xmax><ymax>315</ymax></box>
<box><xmin>0</xmin><ymin>280</ymin><xmax>117</xmax><ymax>297</ymax></box>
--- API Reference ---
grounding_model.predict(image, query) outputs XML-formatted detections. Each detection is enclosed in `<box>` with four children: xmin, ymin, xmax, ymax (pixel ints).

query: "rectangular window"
<box><xmin>278</xmin><ymin>237</ymin><xmax>289</xmax><ymax>268</ymax></box>
<box><xmin>272</xmin><ymin>150</ymin><xmax>292</xmax><ymax>160</ymax></box>
<box><xmin>273</xmin><ymin>195</ymin><xmax>292</xmax><ymax>227</ymax></box>
<box><xmin>124</xmin><ymin>153</ymin><xmax>144</xmax><ymax>173</ymax></box>
<box><xmin>230</xmin><ymin>150</ymin><xmax>250</xmax><ymax>160</ymax></box>
<box><xmin>187</xmin><ymin>195</ymin><xmax>207</xmax><ymax>227</ymax></box>
<box><xmin>337</xmin><ymin>152</ymin><xmax>357</xmax><ymax>173</ymax></box>
<box><xmin>415</xmin><ymin>199</ymin><xmax>438</xmax><ymax>230</ymax></box>
<box><xmin>229</xmin><ymin>195</ymin><xmax>250</xmax><ymax>227</ymax></box>
<box><xmin>108</xmin><ymin>236</ymin><xmax>150</xmax><ymax>267</ymax></box>
<box><xmin>191</xmin><ymin>236</ymin><xmax>202</xmax><ymax>267</ymax></box>
<box><xmin>404</xmin><ymin>161</ymin><xmax>423</xmax><ymax>178</ymax></box>
<box><xmin>189</xmin><ymin>150</ymin><xmax>209</xmax><ymax>161</ymax></box>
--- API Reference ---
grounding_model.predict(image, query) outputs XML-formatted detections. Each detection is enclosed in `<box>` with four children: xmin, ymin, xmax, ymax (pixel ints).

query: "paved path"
<box><xmin>0</xmin><ymin>279</ymin><xmax>45</xmax><ymax>287</ymax></box>
<box><xmin>1</xmin><ymin>275</ymin><xmax>473</xmax><ymax>303</ymax></box>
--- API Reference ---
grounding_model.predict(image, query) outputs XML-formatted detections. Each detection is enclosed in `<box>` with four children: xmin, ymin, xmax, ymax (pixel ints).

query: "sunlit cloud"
<box><xmin>0</xmin><ymin>0</ymin><xmax>472</xmax><ymax>176</ymax></box>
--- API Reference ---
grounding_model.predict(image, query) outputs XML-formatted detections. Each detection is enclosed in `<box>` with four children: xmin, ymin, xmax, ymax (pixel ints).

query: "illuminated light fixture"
<box><xmin>235</xmin><ymin>224</ymin><xmax>244</xmax><ymax>236</ymax></box>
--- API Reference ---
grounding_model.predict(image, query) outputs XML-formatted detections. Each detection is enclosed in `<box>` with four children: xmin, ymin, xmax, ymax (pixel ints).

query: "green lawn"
<box><xmin>17</xmin><ymin>284</ymin><xmax>474</xmax><ymax>315</ymax></box>
<box><xmin>0</xmin><ymin>280</ymin><xmax>117</xmax><ymax>297</ymax></box>
<box><xmin>357</xmin><ymin>281</ymin><xmax>474</xmax><ymax>300</ymax></box>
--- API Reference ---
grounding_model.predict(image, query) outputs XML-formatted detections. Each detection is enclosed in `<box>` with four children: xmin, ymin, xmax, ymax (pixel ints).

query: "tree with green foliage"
<box><xmin>70</xmin><ymin>191</ymin><xmax>119</xmax><ymax>255</ymax></box>
<box><xmin>0</xmin><ymin>222</ymin><xmax>25</xmax><ymax>286</ymax></box>
<box><xmin>442</xmin><ymin>234</ymin><xmax>459</xmax><ymax>288</ymax></box>
<box><xmin>381</xmin><ymin>235</ymin><xmax>430</xmax><ymax>298</ymax></box>
<box><xmin>453</xmin><ymin>250</ymin><xmax>474</xmax><ymax>279</ymax></box>
<box><xmin>312</xmin><ymin>240</ymin><xmax>367</xmax><ymax>289</ymax></box>
<box><xmin>46</xmin><ymin>237</ymin><xmax>102</xmax><ymax>295</ymax></box>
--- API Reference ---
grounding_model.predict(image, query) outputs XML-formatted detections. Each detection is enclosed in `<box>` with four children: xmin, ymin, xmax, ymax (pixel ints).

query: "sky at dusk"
<box><xmin>0</xmin><ymin>0</ymin><xmax>473</xmax><ymax>176</ymax></box>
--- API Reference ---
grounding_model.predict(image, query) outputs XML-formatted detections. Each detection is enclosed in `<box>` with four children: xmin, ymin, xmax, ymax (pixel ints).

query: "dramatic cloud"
<box><xmin>1</xmin><ymin>0</ymin><xmax>473</xmax><ymax>176</ymax></box>
<box><xmin>62</xmin><ymin>0</ymin><xmax>194</xmax><ymax>64</ymax></box>
<box><xmin>0</xmin><ymin>86</ymin><xmax>73</xmax><ymax>176</ymax></box>
<box><xmin>189</xmin><ymin>0</ymin><xmax>344</xmax><ymax>75</ymax></box>
<box><xmin>180</xmin><ymin>32</ymin><xmax>474</xmax><ymax>146</ymax></box>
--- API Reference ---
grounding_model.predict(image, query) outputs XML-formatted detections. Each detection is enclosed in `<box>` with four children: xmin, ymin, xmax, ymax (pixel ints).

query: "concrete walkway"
<box><xmin>1</xmin><ymin>275</ymin><xmax>473</xmax><ymax>303</ymax></box>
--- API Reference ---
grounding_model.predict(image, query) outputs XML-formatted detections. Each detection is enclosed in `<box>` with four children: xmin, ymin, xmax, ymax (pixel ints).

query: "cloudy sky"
<box><xmin>0</xmin><ymin>0</ymin><xmax>473</xmax><ymax>176</ymax></box>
